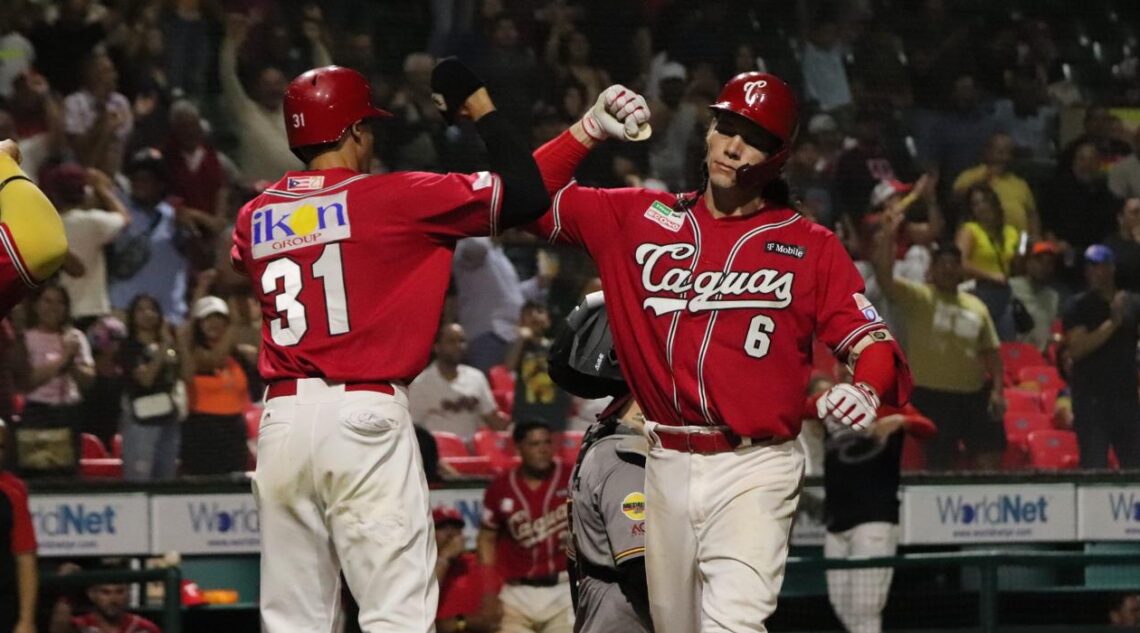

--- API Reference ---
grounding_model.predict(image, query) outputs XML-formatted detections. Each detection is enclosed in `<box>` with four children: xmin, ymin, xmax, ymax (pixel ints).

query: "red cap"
<box><xmin>708</xmin><ymin>72</ymin><xmax>799</xmax><ymax>188</ymax></box>
<box><xmin>869</xmin><ymin>179</ymin><xmax>914</xmax><ymax>208</ymax></box>
<box><xmin>181</xmin><ymin>580</ymin><xmax>206</xmax><ymax>607</ymax></box>
<box><xmin>283</xmin><ymin>66</ymin><xmax>391</xmax><ymax>150</ymax></box>
<box><xmin>1031</xmin><ymin>241</ymin><xmax>1060</xmax><ymax>256</ymax></box>
<box><xmin>432</xmin><ymin>506</ymin><xmax>465</xmax><ymax>527</ymax></box>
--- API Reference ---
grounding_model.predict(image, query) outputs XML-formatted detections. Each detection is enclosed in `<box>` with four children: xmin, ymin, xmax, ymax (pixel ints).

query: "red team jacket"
<box><xmin>482</xmin><ymin>460</ymin><xmax>571</xmax><ymax>582</ymax></box>
<box><xmin>533</xmin><ymin>186</ymin><xmax>891</xmax><ymax>439</ymax></box>
<box><xmin>231</xmin><ymin>168</ymin><xmax>503</xmax><ymax>383</ymax></box>
<box><xmin>73</xmin><ymin>612</ymin><xmax>162</xmax><ymax>633</ymax></box>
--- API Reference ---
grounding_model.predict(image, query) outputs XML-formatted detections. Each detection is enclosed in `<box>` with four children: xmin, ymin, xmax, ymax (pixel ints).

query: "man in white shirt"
<box><xmin>63</xmin><ymin>51</ymin><xmax>133</xmax><ymax>176</ymax></box>
<box><xmin>410</xmin><ymin>323</ymin><xmax>507</xmax><ymax>440</ymax></box>
<box><xmin>453</xmin><ymin>236</ymin><xmax>551</xmax><ymax>372</ymax></box>
<box><xmin>42</xmin><ymin>163</ymin><xmax>130</xmax><ymax>328</ymax></box>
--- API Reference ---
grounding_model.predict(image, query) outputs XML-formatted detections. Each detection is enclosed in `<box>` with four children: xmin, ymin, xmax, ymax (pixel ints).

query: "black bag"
<box><xmin>107</xmin><ymin>211</ymin><xmax>163</xmax><ymax>280</ymax></box>
<box><xmin>1011</xmin><ymin>296</ymin><xmax>1035</xmax><ymax>334</ymax></box>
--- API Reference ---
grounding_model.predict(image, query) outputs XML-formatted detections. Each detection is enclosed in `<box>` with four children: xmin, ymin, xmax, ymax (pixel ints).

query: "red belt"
<box><xmin>265</xmin><ymin>379</ymin><xmax>396</xmax><ymax>400</ymax></box>
<box><xmin>654</xmin><ymin>427</ymin><xmax>775</xmax><ymax>454</ymax></box>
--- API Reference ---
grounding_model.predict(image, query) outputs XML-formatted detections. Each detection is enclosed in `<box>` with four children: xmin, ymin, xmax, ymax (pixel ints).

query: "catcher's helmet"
<box><xmin>283</xmin><ymin>66</ymin><xmax>390</xmax><ymax>151</ymax></box>
<box><xmin>708</xmin><ymin>72</ymin><xmax>798</xmax><ymax>189</ymax></box>
<box><xmin>548</xmin><ymin>292</ymin><xmax>628</xmax><ymax>399</ymax></box>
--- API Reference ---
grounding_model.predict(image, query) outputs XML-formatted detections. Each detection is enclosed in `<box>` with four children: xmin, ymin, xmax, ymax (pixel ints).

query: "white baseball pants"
<box><xmin>644</xmin><ymin>436</ymin><xmax>804</xmax><ymax>633</ymax></box>
<box><xmin>824</xmin><ymin>522</ymin><xmax>898</xmax><ymax>633</ymax></box>
<box><xmin>499</xmin><ymin>581</ymin><xmax>574</xmax><ymax>633</ymax></box>
<box><xmin>253</xmin><ymin>379</ymin><xmax>437</xmax><ymax>633</ymax></box>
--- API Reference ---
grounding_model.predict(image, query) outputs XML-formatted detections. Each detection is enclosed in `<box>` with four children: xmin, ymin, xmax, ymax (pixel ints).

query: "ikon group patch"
<box><xmin>250</xmin><ymin>191</ymin><xmax>351</xmax><ymax>259</ymax></box>
<box><xmin>643</xmin><ymin>200</ymin><xmax>685</xmax><ymax>232</ymax></box>
<box><xmin>621</xmin><ymin>492</ymin><xmax>647</xmax><ymax>521</ymax></box>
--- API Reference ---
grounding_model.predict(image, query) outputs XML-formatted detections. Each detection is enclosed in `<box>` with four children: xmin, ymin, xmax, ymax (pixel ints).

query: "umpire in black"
<box><xmin>549</xmin><ymin>292</ymin><xmax>653</xmax><ymax>633</ymax></box>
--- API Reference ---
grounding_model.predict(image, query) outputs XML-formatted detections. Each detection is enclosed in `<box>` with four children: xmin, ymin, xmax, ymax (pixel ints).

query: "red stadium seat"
<box><xmin>81</xmin><ymin>433</ymin><xmax>108</xmax><ymax>459</ymax></box>
<box><xmin>433</xmin><ymin>431</ymin><xmax>471</xmax><ymax>459</ymax></box>
<box><xmin>1017</xmin><ymin>366</ymin><xmax>1064</xmax><ymax>391</ymax></box>
<box><xmin>1004</xmin><ymin>388</ymin><xmax>1043</xmax><ymax>413</ymax></box>
<box><xmin>1027</xmin><ymin>430</ymin><xmax>1080</xmax><ymax>470</ymax></box>
<box><xmin>493</xmin><ymin>389</ymin><xmax>514</xmax><ymax>417</ymax></box>
<box><xmin>80</xmin><ymin>458</ymin><xmax>123</xmax><ymax>479</ymax></box>
<box><xmin>558</xmin><ymin>431</ymin><xmax>585</xmax><ymax>464</ymax></box>
<box><xmin>999</xmin><ymin>342</ymin><xmax>1047</xmax><ymax>384</ymax></box>
<box><xmin>473</xmin><ymin>429</ymin><xmax>517</xmax><ymax>472</ymax></box>
<box><xmin>442</xmin><ymin>456</ymin><xmax>496</xmax><ymax>477</ymax></box>
<box><xmin>111</xmin><ymin>433</ymin><xmax>123</xmax><ymax>458</ymax></box>
<box><xmin>488</xmin><ymin>365</ymin><xmax>515</xmax><ymax>392</ymax></box>
<box><xmin>1001</xmin><ymin>412</ymin><xmax>1053</xmax><ymax>469</ymax></box>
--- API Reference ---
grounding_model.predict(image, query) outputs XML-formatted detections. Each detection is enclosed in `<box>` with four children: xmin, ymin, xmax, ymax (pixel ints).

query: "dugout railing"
<box><xmin>782</xmin><ymin>550</ymin><xmax>1140</xmax><ymax>632</ymax></box>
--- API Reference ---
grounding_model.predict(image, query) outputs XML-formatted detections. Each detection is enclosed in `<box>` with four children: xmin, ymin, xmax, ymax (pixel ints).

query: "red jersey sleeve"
<box><xmin>230</xmin><ymin>206</ymin><xmax>250</xmax><ymax>274</ymax></box>
<box><xmin>814</xmin><ymin>233</ymin><xmax>888</xmax><ymax>359</ymax></box>
<box><xmin>529</xmin><ymin>184</ymin><xmax>648</xmax><ymax>254</ymax></box>
<box><xmin>0</xmin><ymin>224</ymin><xmax>37</xmax><ymax>315</ymax></box>
<box><xmin>481</xmin><ymin>475</ymin><xmax>507</xmax><ymax>530</ymax></box>
<box><xmin>406</xmin><ymin>171</ymin><xmax>503</xmax><ymax>240</ymax></box>
<box><xmin>1</xmin><ymin>473</ymin><xmax>37</xmax><ymax>554</ymax></box>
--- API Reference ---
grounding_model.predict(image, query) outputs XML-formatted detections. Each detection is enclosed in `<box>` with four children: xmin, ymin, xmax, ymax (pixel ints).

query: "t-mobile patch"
<box><xmin>854</xmin><ymin>293</ymin><xmax>882</xmax><ymax>322</ymax></box>
<box><xmin>765</xmin><ymin>241</ymin><xmax>805</xmax><ymax>259</ymax></box>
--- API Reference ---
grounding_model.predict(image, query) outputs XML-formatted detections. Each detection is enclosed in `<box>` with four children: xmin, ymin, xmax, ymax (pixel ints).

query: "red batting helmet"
<box><xmin>283</xmin><ymin>66</ymin><xmax>390</xmax><ymax>151</ymax></box>
<box><xmin>708</xmin><ymin>72</ymin><xmax>799</xmax><ymax>189</ymax></box>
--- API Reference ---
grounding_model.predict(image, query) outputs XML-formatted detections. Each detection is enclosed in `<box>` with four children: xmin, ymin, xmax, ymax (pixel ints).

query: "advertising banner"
<box><xmin>31</xmin><ymin>494</ymin><xmax>150</xmax><ymax>556</ymax></box>
<box><xmin>901</xmin><ymin>484</ymin><xmax>1076</xmax><ymax>544</ymax></box>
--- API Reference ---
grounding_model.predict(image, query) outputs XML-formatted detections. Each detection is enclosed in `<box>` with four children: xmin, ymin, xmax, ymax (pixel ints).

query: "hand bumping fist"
<box><xmin>580</xmin><ymin>85</ymin><xmax>651</xmax><ymax>142</ymax></box>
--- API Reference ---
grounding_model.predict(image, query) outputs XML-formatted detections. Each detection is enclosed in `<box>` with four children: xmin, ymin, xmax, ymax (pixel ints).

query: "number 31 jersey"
<box><xmin>231</xmin><ymin>167</ymin><xmax>503</xmax><ymax>384</ymax></box>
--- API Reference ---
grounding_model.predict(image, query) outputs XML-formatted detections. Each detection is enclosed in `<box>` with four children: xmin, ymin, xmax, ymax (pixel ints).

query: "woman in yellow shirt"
<box><xmin>955</xmin><ymin>183</ymin><xmax>1021</xmax><ymax>340</ymax></box>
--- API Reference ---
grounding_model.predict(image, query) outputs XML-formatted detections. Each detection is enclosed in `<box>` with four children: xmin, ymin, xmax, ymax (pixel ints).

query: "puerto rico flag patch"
<box><xmin>854</xmin><ymin>293</ymin><xmax>882</xmax><ymax>322</ymax></box>
<box><xmin>287</xmin><ymin>175</ymin><xmax>325</xmax><ymax>191</ymax></box>
<box><xmin>644</xmin><ymin>200</ymin><xmax>685</xmax><ymax>232</ymax></box>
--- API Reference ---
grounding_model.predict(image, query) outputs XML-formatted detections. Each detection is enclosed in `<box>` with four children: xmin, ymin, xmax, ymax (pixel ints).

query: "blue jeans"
<box><xmin>120</xmin><ymin>406</ymin><xmax>181</xmax><ymax>481</ymax></box>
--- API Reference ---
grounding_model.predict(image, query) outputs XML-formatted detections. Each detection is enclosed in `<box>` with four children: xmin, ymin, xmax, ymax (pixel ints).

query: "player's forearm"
<box><xmin>473</xmin><ymin>110</ymin><xmax>550</xmax><ymax>230</ymax></box>
<box><xmin>476</xmin><ymin>530</ymin><xmax>497</xmax><ymax>568</ymax></box>
<box><xmin>533</xmin><ymin>129</ymin><xmax>593</xmax><ymax>195</ymax></box>
<box><xmin>1066</xmin><ymin>322</ymin><xmax>1117</xmax><ymax>360</ymax></box>
<box><xmin>16</xmin><ymin>552</ymin><xmax>37</xmax><ymax>626</ymax></box>
<box><xmin>0</xmin><ymin>154</ymin><xmax>68</xmax><ymax>281</ymax></box>
<box><xmin>852</xmin><ymin>341</ymin><xmax>898</xmax><ymax>402</ymax></box>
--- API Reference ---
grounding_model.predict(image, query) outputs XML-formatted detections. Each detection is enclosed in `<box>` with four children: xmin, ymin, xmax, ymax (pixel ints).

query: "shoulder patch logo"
<box><xmin>621</xmin><ymin>492</ymin><xmax>646</xmax><ymax>521</ymax></box>
<box><xmin>251</xmin><ymin>191</ymin><xmax>350</xmax><ymax>259</ymax></box>
<box><xmin>644</xmin><ymin>200</ymin><xmax>685</xmax><ymax>233</ymax></box>
<box><xmin>854</xmin><ymin>293</ymin><xmax>882</xmax><ymax>322</ymax></box>
<box><xmin>765</xmin><ymin>241</ymin><xmax>805</xmax><ymax>259</ymax></box>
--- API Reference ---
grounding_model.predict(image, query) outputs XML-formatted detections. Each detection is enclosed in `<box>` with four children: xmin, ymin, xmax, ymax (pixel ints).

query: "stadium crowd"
<box><xmin>0</xmin><ymin>0</ymin><xmax>1137</xmax><ymax>479</ymax></box>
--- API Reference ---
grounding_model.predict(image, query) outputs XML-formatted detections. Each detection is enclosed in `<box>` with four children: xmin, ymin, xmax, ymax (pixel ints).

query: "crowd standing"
<box><xmin>2</xmin><ymin>0</ymin><xmax>1140</xmax><ymax>630</ymax></box>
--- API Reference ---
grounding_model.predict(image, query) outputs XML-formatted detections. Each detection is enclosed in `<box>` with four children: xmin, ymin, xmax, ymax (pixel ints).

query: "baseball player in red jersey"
<box><xmin>230</xmin><ymin>60</ymin><xmax>549</xmax><ymax>633</ymax></box>
<box><xmin>0</xmin><ymin>139</ymin><xmax>68</xmax><ymax>315</ymax></box>
<box><xmin>478</xmin><ymin>420</ymin><xmax>573</xmax><ymax>633</ymax></box>
<box><xmin>526</xmin><ymin>75</ymin><xmax>913</xmax><ymax>632</ymax></box>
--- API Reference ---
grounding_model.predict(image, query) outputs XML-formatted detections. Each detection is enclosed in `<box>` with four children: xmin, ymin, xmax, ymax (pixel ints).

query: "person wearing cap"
<box><xmin>1010</xmin><ymin>242</ymin><xmax>1061</xmax><ymax>351</ymax></box>
<box><xmin>952</xmin><ymin>132</ymin><xmax>1041</xmax><ymax>238</ymax></box>
<box><xmin>434</xmin><ymin>507</ymin><xmax>502</xmax><ymax>633</ymax></box>
<box><xmin>107</xmin><ymin>148</ymin><xmax>189</xmax><ymax>323</ymax></box>
<box><xmin>48</xmin><ymin>564</ymin><xmax>162</xmax><ymax>633</ymax></box>
<box><xmin>43</xmin><ymin>163</ymin><xmax>130</xmax><ymax>330</ymax></box>
<box><xmin>1062</xmin><ymin>244</ymin><xmax>1140</xmax><ymax>469</ymax></box>
<box><xmin>177</xmin><ymin>295</ymin><xmax>251</xmax><ymax>476</ymax></box>
<box><xmin>0</xmin><ymin>419</ymin><xmax>38</xmax><ymax>633</ymax></box>
<box><xmin>1104</xmin><ymin>198</ymin><xmax>1140</xmax><ymax>294</ymax></box>
<box><xmin>873</xmin><ymin>203</ymin><xmax>1005</xmax><ymax>471</ymax></box>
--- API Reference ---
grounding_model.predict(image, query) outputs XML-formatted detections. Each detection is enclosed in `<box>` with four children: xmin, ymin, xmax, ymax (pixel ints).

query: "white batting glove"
<box><xmin>581</xmin><ymin>85</ymin><xmax>651</xmax><ymax>142</ymax></box>
<box><xmin>816</xmin><ymin>383</ymin><xmax>880</xmax><ymax>432</ymax></box>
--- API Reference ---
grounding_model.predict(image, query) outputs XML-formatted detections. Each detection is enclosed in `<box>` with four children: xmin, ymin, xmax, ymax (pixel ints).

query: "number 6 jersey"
<box><xmin>231</xmin><ymin>167</ymin><xmax>502</xmax><ymax>384</ymax></box>
<box><xmin>532</xmin><ymin>186</ymin><xmax>889</xmax><ymax>439</ymax></box>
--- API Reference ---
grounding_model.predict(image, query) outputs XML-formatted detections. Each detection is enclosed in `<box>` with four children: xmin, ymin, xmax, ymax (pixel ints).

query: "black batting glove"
<box><xmin>431</xmin><ymin>57</ymin><xmax>485</xmax><ymax>125</ymax></box>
